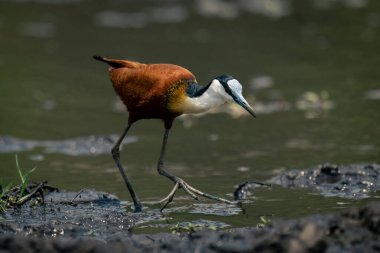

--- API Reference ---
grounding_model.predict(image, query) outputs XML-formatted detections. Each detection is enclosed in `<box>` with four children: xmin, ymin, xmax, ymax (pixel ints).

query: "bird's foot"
<box><xmin>159</xmin><ymin>177</ymin><xmax>234</xmax><ymax>212</ymax></box>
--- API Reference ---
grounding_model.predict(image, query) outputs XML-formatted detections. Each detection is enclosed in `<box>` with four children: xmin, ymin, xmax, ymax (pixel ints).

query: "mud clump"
<box><xmin>270</xmin><ymin>163</ymin><xmax>380</xmax><ymax>199</ymax></box>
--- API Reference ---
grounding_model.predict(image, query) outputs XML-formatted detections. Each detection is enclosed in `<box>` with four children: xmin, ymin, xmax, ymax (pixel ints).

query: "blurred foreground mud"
<box><xmin>0</xmin><ymin>201</ymin><xmax>379</xmax><ymax>253</ymax></box>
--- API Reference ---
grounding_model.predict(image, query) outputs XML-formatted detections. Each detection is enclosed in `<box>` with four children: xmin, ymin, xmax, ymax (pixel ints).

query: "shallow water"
<box><xmin>1</xmin><ymin>0</ymin><xmax>379</xmax><ymax>233</ymax></box>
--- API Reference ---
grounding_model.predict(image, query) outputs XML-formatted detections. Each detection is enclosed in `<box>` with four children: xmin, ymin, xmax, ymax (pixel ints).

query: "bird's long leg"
<box><xmin>157</xmin><ymin>129</ymin><xmax>234</xmax><ymax>209</ymax></box>
<box><xmin>112</xmin><ymin>123</ymin><xmax>142</xmax><ymax>212</ymax></box>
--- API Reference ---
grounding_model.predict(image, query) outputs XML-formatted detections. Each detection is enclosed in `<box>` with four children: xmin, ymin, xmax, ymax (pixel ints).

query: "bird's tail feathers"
<box><xmin>93</xmin><ymin>55</ymin><xmax>143</xmax><ymax>69</ymax></box>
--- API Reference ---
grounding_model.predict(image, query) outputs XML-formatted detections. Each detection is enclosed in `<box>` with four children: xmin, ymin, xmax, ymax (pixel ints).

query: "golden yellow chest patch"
<box><xmin>166</xmin><ymin>82</ymin><xmax>188</xmax><ymax>114</ymax></box>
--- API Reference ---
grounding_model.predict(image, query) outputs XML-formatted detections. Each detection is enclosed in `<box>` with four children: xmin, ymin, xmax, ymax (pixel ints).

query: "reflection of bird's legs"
<box><xmin>156</xmin><ymin>128</ymin><xmax>233</xmax><ymax>210</ymax></box>
<box><xmin>112</xmin><ymin>123</ymin><xmax>142</xmax><ymax>212</ymax></box>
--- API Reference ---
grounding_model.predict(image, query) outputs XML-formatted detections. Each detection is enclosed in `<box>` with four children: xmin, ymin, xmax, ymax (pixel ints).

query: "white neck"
<box><xmin>181</xmin><ymin>80</ymin><xmax>231</xmax><ymax>114</ymax></box>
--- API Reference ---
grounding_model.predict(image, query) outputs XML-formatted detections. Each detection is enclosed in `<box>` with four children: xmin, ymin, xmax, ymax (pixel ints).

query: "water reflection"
<box><xmin>249</xmin><ymin>75</ymin><xmax>274</xmax><ymax>90</ymax></box>
<box><xmin>196</xmin><ymin>0</ymin><xmax>239</xmax><ymax>19</ymax></box>
<box><xmin>364</xmin><ymin>89</ymin><xmax>380</xmax><ymax>100</ymax></box>
<box><xmin>196</xmin><ymin>0</ymin><xmax>292</xmax><ymax>19</ymax></box>
<box><xmin>190</xmin><ymin>203</ymin><xmax>242</xmax><ymax>216</ymax></box>
<box><xmin>239</xmin><ymin>0</ymin><xmax>292</xmax><ymax>19</ymax></box>
<box><xmin>21</xmin><ymin>21</ymin><xmax>56</xmax><ymax>38</ymax></box>
<box><xmin>95</xmin><ymin>5</ymin><xmax>187</xmax><ymax>29</ymax></box>
<box><xmin>313</xmin><ymin>0</ymin><xmax>368</xmax><ymax>9</ymax></box>
<box><xmin>95</xmin><ymin>11</ymin><xmax>150</xmax><ymax>29</ymax></box>
<box><xmin>296</xmin><ymin>91</ymin><xmax>334</xmax><ymax>119</ymax></box>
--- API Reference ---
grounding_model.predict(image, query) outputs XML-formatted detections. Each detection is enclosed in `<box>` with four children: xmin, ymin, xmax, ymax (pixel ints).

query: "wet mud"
<box><xmin>0</xmin><ymin>189</ymin><xmax>140</xmax><ymax>239</ymax></box>
<box><xmin>1</xmin><ymin>197</ymin><xmax>379</xmax><ymax>252</ymax></box>
<box><xmin>0</xmin><ymin>188</ymin><xmax>233</xmax><ymax>239</ymax></box>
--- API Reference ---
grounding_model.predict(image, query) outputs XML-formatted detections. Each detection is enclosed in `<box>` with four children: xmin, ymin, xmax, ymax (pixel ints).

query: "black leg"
<box><xmin>156</xmin><ymin>128</ymin><xmax>233</xmax><ymax>210</ymax></box>
<box><xmin>157</xmin><ymin>129</ymin><xmax>177</xmax><ymax>182</ymax></box>
<box><xmin>112</xmin><ymin>123</ymin><xmax>142</xmax><ymax>212</ymax></box>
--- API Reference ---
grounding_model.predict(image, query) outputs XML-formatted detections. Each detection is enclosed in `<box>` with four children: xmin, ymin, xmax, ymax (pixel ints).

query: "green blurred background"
<box><xmin>0</xmin><ymin>0</ymin><xmax>379</xmax><ymax>232</ymax></box>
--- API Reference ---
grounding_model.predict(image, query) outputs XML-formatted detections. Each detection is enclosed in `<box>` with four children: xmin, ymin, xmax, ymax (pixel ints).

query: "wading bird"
<box><xmin>94</xmin><ymin>56</ymin><xmax>256</xmax><ymax>212</ymax></box>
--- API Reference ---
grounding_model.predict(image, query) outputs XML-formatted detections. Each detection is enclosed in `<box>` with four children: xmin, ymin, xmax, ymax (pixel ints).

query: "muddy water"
<box><xmin>0</xmin><ymin>0</ymin><xmax>379</xmax><ymax>233</ymax></box>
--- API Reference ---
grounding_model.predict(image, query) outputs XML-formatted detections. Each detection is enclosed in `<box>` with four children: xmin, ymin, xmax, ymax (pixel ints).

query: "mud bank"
<box><xmin>1</xmin><ymin>202</ymin><xmax>379</xmax><ymax>252</ymax></box>
<box><xmin>1</xmin><ymin>186</ymin><xmax>380</xmax><ymax>253</ymax></box>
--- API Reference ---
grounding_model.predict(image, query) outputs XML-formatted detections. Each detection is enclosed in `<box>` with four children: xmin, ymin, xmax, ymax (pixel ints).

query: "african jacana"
<box><xmin>94</xmin><ymin>56</ymin><xmax>255</xmax><ymax>212</ymax></box>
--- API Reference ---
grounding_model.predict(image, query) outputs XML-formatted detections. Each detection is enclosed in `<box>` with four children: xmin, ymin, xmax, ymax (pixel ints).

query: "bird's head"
<box><xmin>212</xmin><ymin>75</ymin><xmax>256</xmax><ymax>118</ymax></box>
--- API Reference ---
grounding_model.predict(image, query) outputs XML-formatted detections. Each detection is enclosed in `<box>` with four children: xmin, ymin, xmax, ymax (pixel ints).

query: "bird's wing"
<box><xmin>109</xmin><ymin>63</ymin><xmax>196</xmax><ymax>96</ymax></box>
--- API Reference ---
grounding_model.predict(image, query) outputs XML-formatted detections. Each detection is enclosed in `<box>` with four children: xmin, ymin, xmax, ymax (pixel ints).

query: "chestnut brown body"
<box><xmin>96</xmin><ymin>56</ymin><xmax>196</xmax><ymax>128</ymax></box>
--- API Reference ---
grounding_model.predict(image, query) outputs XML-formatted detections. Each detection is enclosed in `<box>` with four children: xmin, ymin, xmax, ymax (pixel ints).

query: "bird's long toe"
<box><xmin>159</xmin><ymin>182</ymin><xmax>179</xmax><ymax>204</ymax></box>
<box><xmin>159</xmin><ymin>178</ymin><xmax>233</xmax><ymax>211</ymax></box>
<box><xmin>185</xmin><ymin>183</ymin><xmax>234</xmax><ymax>204</ymax></box>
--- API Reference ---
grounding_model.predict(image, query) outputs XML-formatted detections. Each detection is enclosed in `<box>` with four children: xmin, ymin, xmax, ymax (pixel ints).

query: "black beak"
<box><xmin>233</xmin><ymin>94</ymin><xmax>256</xmax><ymax>118</ymax></box>
<box><xmin>239</xmin><ymin>101</ymin><xmax>256</xmax><ymax>118</ymax></box>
